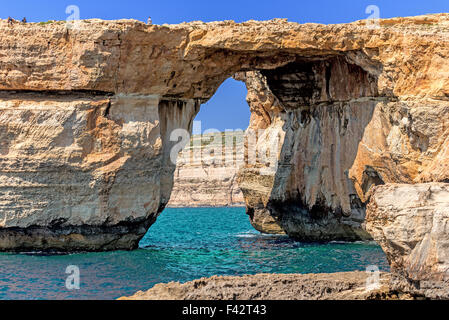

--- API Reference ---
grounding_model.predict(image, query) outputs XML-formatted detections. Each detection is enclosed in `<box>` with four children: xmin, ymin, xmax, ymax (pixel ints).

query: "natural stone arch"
<box><xmin>153</xmin><ymin>49</ymin><xmax>382</xmax><ymax>240</ymax></box>
<box><xmin>1</xmin><ymin>16</ymin><xmax>449</xmax><ymax>251</ymax></box>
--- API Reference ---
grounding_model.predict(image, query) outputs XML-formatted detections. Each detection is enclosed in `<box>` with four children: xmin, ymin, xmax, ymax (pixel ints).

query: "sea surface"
<box><xmin>0</xmin><ymin>207</ymin><xmax>389</xmax><ymax>300</ymax></box>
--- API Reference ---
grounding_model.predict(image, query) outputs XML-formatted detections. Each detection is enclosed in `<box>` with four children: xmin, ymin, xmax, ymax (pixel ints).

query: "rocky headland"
<box><xmin>1</xmin><ymin>14</ymin><xmax>449</xmax><ymax>298</ymax></box>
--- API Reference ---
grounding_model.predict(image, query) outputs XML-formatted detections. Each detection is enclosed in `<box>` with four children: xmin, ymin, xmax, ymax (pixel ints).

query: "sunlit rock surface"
<box><xmin>0</xmin><ymin>92</ymin><xmax>198</xmax><ymax>250</ymax></box>
<box><xmin>119</xmin><ymin>272</ymin><xmax>397</xmax><ymax>300</ymax></box>
<box><xmin>366</xmin><ymin>183</ymin><xmax>449</xmax><ymax>299</ymax></box>
<box><xmin>1</xmin><ymin>14</ymin><xmax>449</xmax><ymax>250</ymax></box>
<box><xmin>167</xmin><ymin>132</ymin><xmax>245</xmax><ymax>208</ymax></box>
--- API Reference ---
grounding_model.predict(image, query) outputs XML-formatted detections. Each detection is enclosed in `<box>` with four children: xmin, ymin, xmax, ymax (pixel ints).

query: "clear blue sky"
<box><xmin>1</xmin><ymin>0</ymin><xmax>448</xmax><ymax>131</ymax></box>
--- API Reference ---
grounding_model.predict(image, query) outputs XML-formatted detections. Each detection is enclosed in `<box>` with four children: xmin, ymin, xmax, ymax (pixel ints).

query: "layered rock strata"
<box><xmin>366</xmin><ymin>183</ymin><xmax>449</xmax><ymax>299</ymax></box>
<box><xmin>167</xmin><ymin>132</ymin><xmax>245</xmax><ymax>207</ymax></box>
<box><xmin>0</xmin><ymin>92</ymin><xmax>198</xmax><ymax>250</ymax></box>
<box><xmin>119</xmin><ymin>272</ymin><xmax>399</xmax><ymax>300</ymax></box>
<box><xmin>124</xmin><ymin>181</ymin><xmax>449</xmax><ymax>301</ymax></box>
<box><xmin>236</xmin><ymin>64</ymin><xmax>378</xmax><ymax>238</ymax></box>
<box><xmin>1</xmin><ymin>14</ymin><xmax>449</xmax><ymax>249</ymax></box>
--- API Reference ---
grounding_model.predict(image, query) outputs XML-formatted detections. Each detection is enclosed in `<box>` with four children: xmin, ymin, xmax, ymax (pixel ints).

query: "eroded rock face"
<box><xmin>2</xmin><ymin>14</ymin><xmax>449</xmax><ymax>249</ymax></box>
<box><xmin>118</xmin><ymin>272</ymin><xmax>395</xmax><ymax>300</ymax></box>
<box><xmin>366</xmin><ymin>183</ymin><xmax>449</xmax><ymax>299</ymax></box>
<box><xmin>240</xmin><ymin>67</ymin><xmax>449</xmax><ymax>239</ymax></box>
<box><xmin>231</xmin><ymin>18</ymin><xmax>449</xmax><ymax>239</ymax></box>
<box><xmin>236</xmin><ymin>59</ymin><xmax>379</xmax><ymax>239</ymax></box>
<box><xmin>167</xmin><ymin>133</ymin><xmax>244</xmax><ymax>207</ymax></box>
<box><xmin>0</xmin><ymin>92</ymin><xmax>198</xmax><ymax>251</ymax></box>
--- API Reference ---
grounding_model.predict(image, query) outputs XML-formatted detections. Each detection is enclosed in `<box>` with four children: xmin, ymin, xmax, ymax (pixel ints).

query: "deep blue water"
<box><xmin>0</xmin><ymin>207</ymin><xmax>389</xmax><ymax>300</ymax></box>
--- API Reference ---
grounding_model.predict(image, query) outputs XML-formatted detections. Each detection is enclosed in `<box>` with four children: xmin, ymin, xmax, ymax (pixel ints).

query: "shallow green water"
<box><xmin>0</xmin><ymin>207</ymin><xmax>389</xmax><ymax>300</ymax></box>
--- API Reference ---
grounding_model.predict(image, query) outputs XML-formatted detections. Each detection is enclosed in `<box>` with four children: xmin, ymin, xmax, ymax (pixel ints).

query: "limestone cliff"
<box><xmin>167</xmin><ymin>133</ymin><xmax>244</xmax><ymax>207</ymax></box>
<box><xmin>366</xmin><ymin>183</ymin><xmax>449</xmax><ymax>299</ymax></box>
<box><xmin>0</xmin><ymin>92</ymin><xmax>198</xmax><ymax>250</ymax></box>
<box><xmin>1</xmin><ymin>14</ymin><xmax>449</xmax><ymax>250</ymax></box>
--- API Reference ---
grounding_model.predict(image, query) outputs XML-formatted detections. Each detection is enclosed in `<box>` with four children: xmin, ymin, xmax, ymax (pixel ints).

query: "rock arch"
<box><xmin>1</xmin><ymin>15</ymin><xmax>449</xmax><ymax>250</ymax></box>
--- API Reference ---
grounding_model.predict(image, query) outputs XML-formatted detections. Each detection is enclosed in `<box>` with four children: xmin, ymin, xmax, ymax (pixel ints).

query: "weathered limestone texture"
<box><xmin>119</xmin><ymin>272</ymin><xmax>397</xmax><ymax>300</ymax></box>
<box><xmin>366</xmin><ymin>183</ymin><xmax>449</xmax><ymax>299</ymax></box>
<box><xmin>236</xmin><ymin>65</ymin><xmax>378</xmax><ymax>238</ymax></box>
<box><xmin>0</xmin><ymin>92</ymin><xmax>198</xmax><ymax>250</ymax></box>
<box><xmin>1</xmin><ymin>14</ymin><xmax>449</xmax><ymax>249</ymax></box>
<box><xmin>167</xmin><ymin>132</ymin><xmax>245</xmax><ymax>207</ymax></box>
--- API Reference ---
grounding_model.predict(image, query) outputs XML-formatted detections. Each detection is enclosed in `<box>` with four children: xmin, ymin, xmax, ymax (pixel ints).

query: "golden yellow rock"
<box><xmin>1</xmin><ymin>14</ymin><xmax>449</xmax><ymax>250</ymax></box>
<box><xmin>366</xmin><ymin>183</ymin><xmax>449</xmax><ymax>299</ymax></box>
<box><xmin>118</xmin><ymin>272</ymin><xmax>394</xmax><ymax>300</ymax></box>
<box><xmin>167</xmin><ymin>133</ymin><xmax>245</xmax><ymax>208</ymax></box>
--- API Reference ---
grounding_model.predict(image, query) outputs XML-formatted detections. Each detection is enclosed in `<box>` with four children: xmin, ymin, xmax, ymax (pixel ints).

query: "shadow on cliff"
<box><xmin>245</xmin><ymin>54</ymin><xmax>385</xmax><ymax>241</ymax></box>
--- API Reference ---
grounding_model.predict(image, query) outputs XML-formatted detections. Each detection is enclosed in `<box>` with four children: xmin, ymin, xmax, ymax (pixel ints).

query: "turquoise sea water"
<box><xmin>0</xmin><ymin>207</ymin><xmax>389</xmax><ymax>300</ymax></box>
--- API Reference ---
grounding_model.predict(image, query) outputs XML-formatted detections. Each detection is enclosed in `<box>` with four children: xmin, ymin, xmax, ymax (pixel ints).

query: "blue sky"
<box><xmin>1</xmin><ymin>0</ymin><xmax>448</xmax><ymax>131</ymax></box>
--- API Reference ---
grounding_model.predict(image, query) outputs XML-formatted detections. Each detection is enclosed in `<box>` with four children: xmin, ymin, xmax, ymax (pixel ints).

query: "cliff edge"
<box><xmin>1</xmin><ymin>15</ymin><xmax>449</xmax><ymax>250</ymax></box>
<box><xmin>167</xmin><ymin>132</ymin><xmax>245</xmax><ymax>208</ymax></box>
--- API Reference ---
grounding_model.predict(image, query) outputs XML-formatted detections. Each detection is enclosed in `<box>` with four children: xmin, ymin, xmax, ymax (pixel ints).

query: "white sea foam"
<box><xmin>235</xmin><ymin>231</ymin><xmax>288</xmax><ymax>239</ymax></box>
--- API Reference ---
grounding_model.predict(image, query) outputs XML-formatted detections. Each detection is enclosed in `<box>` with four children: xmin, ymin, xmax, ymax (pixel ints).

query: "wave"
<box><xmin>234</xmin><ymin>231</ymin><xmax>288</xmax><ymax>239</ymax></box>
<box><xmin>329</xmin><ymin>240</ymin><xmax>380</xmax><ymax>245</ymax></box>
